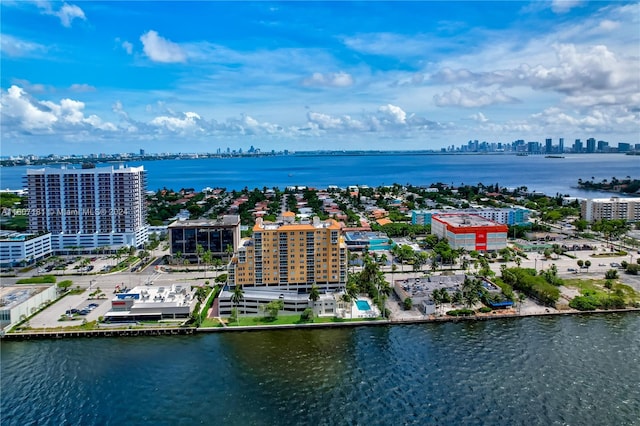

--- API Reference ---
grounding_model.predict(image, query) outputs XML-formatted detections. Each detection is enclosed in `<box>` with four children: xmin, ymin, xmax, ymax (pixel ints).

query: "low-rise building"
<box><xmin>0</xmin><ymin>285</ymin><xmax>58</xmax><ymax>330</ymax></box>
<box><xmin>0</xmin><ymin>231</ymin><xmax>52</xmax><ymax>267</ymax></box>
<box><xmin>168</xmin><ymin>215</ymin><xmax>241</xmax><ymax>260</ymax></box>
<box><xmin>412</xmin><ymin>207</ymin><xmax>530</xmax><ymax>226</ymax></box>
<box><xmin>431</xmin><ymin>214</ymin><xmax>508</xmax><ymax>252</ymax></box>
<box><xmin>104</xmin><ymin>284</ymin><xmax>196</xmax><ymax>322</ymax></box>
<box><xmin>343</xmin><ymin>231</ymin><xmax>394</xmax><ymax>251</ymax></box>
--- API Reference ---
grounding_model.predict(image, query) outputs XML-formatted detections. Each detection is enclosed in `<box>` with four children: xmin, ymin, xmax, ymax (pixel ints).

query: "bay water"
<box><xmin>1</xmin><ymin>153</ymin><xmax>637</xmax><ymax>196</ymax></box>
<box><xmin>2</xmin><ymin>314</ymin><xmax>639</xmax><ymax>425</ymax></box>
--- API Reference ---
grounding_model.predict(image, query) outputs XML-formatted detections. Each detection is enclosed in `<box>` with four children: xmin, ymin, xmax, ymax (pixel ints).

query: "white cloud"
<box><xmin>151</xmin><ymin>112</ymin><xmax>201</xmax><ymax>132</ymax></box>
<box><xmin>34</xmin><ymin>1</ymin><xmax>86</xmax><ymax>27</ymax></box>
<box><xmin>1</xmin><ymin>85</ymin><xmax>58</xmax><ymax>130</ymax></box>
<box><xmin>0</xmin><ymin>34</ymin><xmax>48</xmax><ymax>57</ymax></box>
<box><xmin>0</xmin><ymin>85</ymin><xmax>115</xmax><ymax>133</ymax></box>
<box><xmin>434</xmin><ymin>88</ymin><xmax>519</xmax><ymax>108</ymax></box>
<box><xmin>122</xmin><ymin>41</ymin><xmax>133</xmax><ymax>55</ymax></box>
<box><xmin>303</xmin><ymin>72</ymin><xmax>354</xmax><ymax>88</ymax></box>
<box><xmin>56</xmin><ymin>3</ymin><xmax>86</xmax><ymax>27</ymax></box>
<box><xmin>551</xmin><ymin>0</ymin><xmax>583</xmax><ymax>14</ymax></box>
<box><xmin>69</xmin><ymin>84</ymin><xmax>96</xmax><ymax>93</ymax></box>
<box><xmin>342</xmin><ymin>33</ymin><xmax>432</xmax><ymax>58</ymax></box>
<box><xmin>378</xmin><ymin>104</ymin><xmax>407</xmax><ymax>124</ymax></box>
<box><xmin>140</xmin><ymin>30</ymin><xmax>187</xmax><ymax>63</ymax></box>
<box><xmin>470</xmin><ymin>112</ymin><xmax>489</xmax><ymax>123</ymax></box>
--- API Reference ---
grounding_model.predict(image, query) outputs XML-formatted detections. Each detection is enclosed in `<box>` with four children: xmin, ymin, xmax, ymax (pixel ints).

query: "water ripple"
<box><xmin>2</xmin><ymin>314</ymin><xmax>639</xmax><ymax>425</ymax></box>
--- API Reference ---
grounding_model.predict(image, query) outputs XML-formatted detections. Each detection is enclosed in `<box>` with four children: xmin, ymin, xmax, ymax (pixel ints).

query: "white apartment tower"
<box><xmin>581</xmin><ymin>197</ymin><xmax>640</xmax><ymax>222</ymax></box>
<box><xmin>25</xmin><ymin>165</ymin><xmax>148</xmax><ymax>251</ymax></box>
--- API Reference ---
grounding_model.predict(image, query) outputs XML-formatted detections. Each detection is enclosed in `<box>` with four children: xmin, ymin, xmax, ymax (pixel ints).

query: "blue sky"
<box><xmin>1</xmin><ymin>1</ymin><xmax>639</xmax><ymax>155</ymax></box>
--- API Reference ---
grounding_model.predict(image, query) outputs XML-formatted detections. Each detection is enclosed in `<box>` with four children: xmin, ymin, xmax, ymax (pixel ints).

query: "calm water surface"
<box><xmin>2</xmin><ymin>314</ymin><xmax>639</xmax><ymax>425</ymax></box>
<box><xmin>1</xmin><ymin>154</ymin><xmax>637</xmax><ymax>196</ymax></box>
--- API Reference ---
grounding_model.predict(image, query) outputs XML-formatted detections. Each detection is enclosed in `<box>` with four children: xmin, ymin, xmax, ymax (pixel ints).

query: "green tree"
<box><xmin>262</xmin><ymin>299</ymin><xmax>284</xmax><ymax>319</ymax></box>
<box><xmin>231</xmin><ymin>285</ymin><xmax>245</xmax><ymax>321</ymax></box>
<box><xmin>202</xmin><ymin>250</ymin><xmax>213</xmax><ymax>278</ymax></box>
<box><xmin>195</xmin><ymin>286</ymin><xmax>208</xmax><ymax>304</ymax></box>
<box><xmin>584</xmin><ymin>260</ymin><xmax>591</xmax><ymax>272</ymax></box>
<box><xmin>403</xmin><ymin>297</ymin><xmax>413</xmax><ymax>310</ymax></box>
<box><xmin>57</xmin><ymin>280</ymin><xmax>73</xmax><ymax>292</ymax></box>
<box><xmin>605</xmin><ymin>269</ymin><xmax>618</xmax><ymax>280</ymax></box>
<box><xmin>196</xmin><ymin>244</ymin><xmax>204</xmax><ymax>271</ymax></box>
<box><xmin>309</xmin><ymin>284</ymin><xmax>320</xmax><ymax>308</ymax></box>
<box><xmin>462</xmin><ymin>277</ymin><xmax>483</xmax><ymax>308</ymax></box>
<box><xmin>577</xmin><ymin>259</ymin><xmax>584</xmax><ymax>269</ymax></box>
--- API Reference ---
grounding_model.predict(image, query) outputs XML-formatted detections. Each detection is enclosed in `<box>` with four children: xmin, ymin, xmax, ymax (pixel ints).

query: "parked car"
<box><xmin>65</xmin><ymin>309</ymin><xmax>79</xmax><ymax>315</ymax></box>
<box><xmin>78</xmin><ymin>309</ymin><xmax>90</xmax><ymax>315</ymax></box>
<box><xmin>87</xmin><ymin>303</ymin><xmax>99</xmax><ymax>309</ymax></box>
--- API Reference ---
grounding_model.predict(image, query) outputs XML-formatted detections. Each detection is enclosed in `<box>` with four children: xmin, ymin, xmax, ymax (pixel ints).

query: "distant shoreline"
<box><xmin>3</xmin><ymin>307</ymin><xmax>639</xmax><ymax>341</ymax></box>
<box><xmin>0</xmin><ymin>151</ymin><xmax>630</xmax><ymax>168</ymax></box>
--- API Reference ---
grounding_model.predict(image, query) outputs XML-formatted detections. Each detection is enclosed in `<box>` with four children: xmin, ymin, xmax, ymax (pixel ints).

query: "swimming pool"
<box><xmin>356</xmin><ymin>300</ymin><xmax>371</xmax><ymax>311</ymax></box>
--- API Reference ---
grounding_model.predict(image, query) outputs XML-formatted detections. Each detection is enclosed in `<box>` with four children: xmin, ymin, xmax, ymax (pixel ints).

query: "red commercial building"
<box><xmin>431</xmin><ymin>214</ymin><xmax>508</xmax><ymax>252</ymax></box>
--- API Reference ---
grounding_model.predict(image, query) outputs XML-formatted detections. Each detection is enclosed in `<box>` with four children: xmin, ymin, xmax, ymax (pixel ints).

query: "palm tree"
<box><xmin>225</xmin><ymin>244</ymin><xmax>234</xmax><ymax>263</ymax></box>
<box><xmin>431</xmin><ymin>288</ymin><xmax>443</xmax><ymax>315</ymax></box>
<box><xmin>378</xmin><ymin>280</ymin><xmax>392</xmax><ymax>318</ymax></box>
<box><xmin>309</xmin><ymin>284</ymin><xmax>320</xmax><ymax>310</ymax></box>
<box><xmin>415</xmin><ymin>251</ymin><xmax>428</xmax><ymax>276</ymax></box>
<box><xmin>462</xmin><ymin>277</ymin><xmax>482</xmax><ymax>309</ymax></box>
<box><xmin>230</xmin><ymin>285</ymin><xmax>244</xmax><ymax>324</ymax></box>
<box><xmin>518</xmin><ymin>293</ymin><xmax>526</xmax><ymax>314</ymax></box>
<box><xmin>196</xmin><ymin>244</ymin><xmax>204</xmax><ymax>272</ymax></box>
<box><xmin>202</xmin><ymin>250</ymin><xmax>213</xmax><ymax>278</ymax></box>
<box><xmin>344</xmin><ymin>282</ymin><xmax>359</xmax><ymax>319</ymax></box>
<box><xmin>341</xmin><ymin>293</ymin><xmax>353</xmax><ymax>319</ymax></box>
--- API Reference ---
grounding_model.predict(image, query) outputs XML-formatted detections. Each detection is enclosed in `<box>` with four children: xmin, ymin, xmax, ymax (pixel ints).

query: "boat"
<box><xmin>545</xmin><ymin>155</ymin><xmax>565</xmax><ymax>158</ymax></box>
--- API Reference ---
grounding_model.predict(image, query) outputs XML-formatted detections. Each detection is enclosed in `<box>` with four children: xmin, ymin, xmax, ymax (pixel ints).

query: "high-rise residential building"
<box><xmin>597</xmin><ymin>140</ymin><xmax>609</xmax><ymax>152</ymax></box>
<box><xmin>25</xmin><ymin>165</ymin><xmax>148</xmax><ymax>251</ymax></box>
<box><xmin>586</xmin><ymin>137</ymin><xmax>596</xmax><ymax>153</ymax></box>
<box><xmin>527</xmin><ymin>141</ymin><xmax>541</xmax><ymax>153</ymax></box>
<box><xmin>581</xmin><ymin>197</ymin><xmax>640</xmax><ymax>222</ymax></box>
<box><xmin>573</xmin><ymin>139</ymin><xmax>583</xmax><ymax>153</ymax></box>
<box><xmin>559</xmin><ymin>138</ymin><xmax>564</xmax><ymax>153</ymax></box>
<box><xmin>228</xmin><ymin>214</ymin><xmax>348</xmax><ymax>292</ymax></box>
<box><xmin>618</xmin><ymin>142</ymin><xmax>631</xmax><ymax>152</ymax></box>
<box><xmin>545</xmin><ymin>138</ymin><xmax>553</xmax><ymax>154</ymax></box>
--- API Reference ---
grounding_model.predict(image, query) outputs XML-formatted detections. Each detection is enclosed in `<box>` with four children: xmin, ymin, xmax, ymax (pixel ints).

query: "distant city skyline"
<box><xmin>2</xmin><ymin>136</ymin><xmax>638</xmax><ymax>162</ymax></box>
<box><xmin>1</xmin><ymin>1</ymin><xmax>639</xmax><ymax>155</ymax></box>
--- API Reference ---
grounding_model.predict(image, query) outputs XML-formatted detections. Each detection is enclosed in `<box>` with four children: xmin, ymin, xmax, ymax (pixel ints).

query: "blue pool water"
<box><xmin>356</xmin><ymin>300</ymin><xmax>371</xmax><ymax>311</ymax></box>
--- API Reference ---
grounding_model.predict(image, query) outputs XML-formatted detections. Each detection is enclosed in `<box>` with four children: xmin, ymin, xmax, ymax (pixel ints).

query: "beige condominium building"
<box><xmin>229</xmin><ymin>213</ymin><xmax>348</xmax><ymax>293</ymax></box>
<box><xmin>581</xmin><ymin>197</ymin><xmax>640</xmax><ymax>222</ymax></box>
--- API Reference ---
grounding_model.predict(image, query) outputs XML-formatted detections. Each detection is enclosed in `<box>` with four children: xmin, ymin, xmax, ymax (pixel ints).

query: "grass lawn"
<box><xmin>16</xmin><ymin>275</ymin><xmax>57</xmax><ymax>284</ymax></box>
<box><xmin>563</xmin><ymin>278</ymin><xmax>639</xmax><ymax>303</ymax></box>
<box><xmin>223</xmin><ymin>314</ymin><xmax>382</xmax><ymax>327</ymax></box>
<box><xmin>201</xmin><ymin>317</ymin><xmax>225</xmax><ymax>327</ymax></box>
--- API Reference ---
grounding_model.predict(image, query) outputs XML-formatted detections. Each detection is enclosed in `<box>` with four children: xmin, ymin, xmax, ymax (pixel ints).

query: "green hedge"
<box><xmin>446</xmin><ymin>308</ymin><xmax>475</xmax><ymax>317</ymax></box>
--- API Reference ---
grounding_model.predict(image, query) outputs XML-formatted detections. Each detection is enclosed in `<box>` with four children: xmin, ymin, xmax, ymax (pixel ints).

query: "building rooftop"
<box><xmin>112</xmin><ymin>284</ymin><xmax>194</xmax><ymax>308</ymax></box>
<box><xmin>433</xmin><ymin>213</ymin><xmax>504</xmax><ymax>228</ymax></box>
<box><xmin>0</xmin><ymin>286</ymin><xmax>49</xmax><ymax>310</ymax></box>
<box><xmin>167</xmin><ymin>215</ymin><xmax>240</xmax><ymax>228</ymax></box>
<box><xmin>0</xmin><ymin>231</ymin><xmax>49</xmax><ymax>242</ymax></box>
<box><xmin>254</xmin><ymin>217</ymin><xmax>341</xmax><ymax>232</ymax></box>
